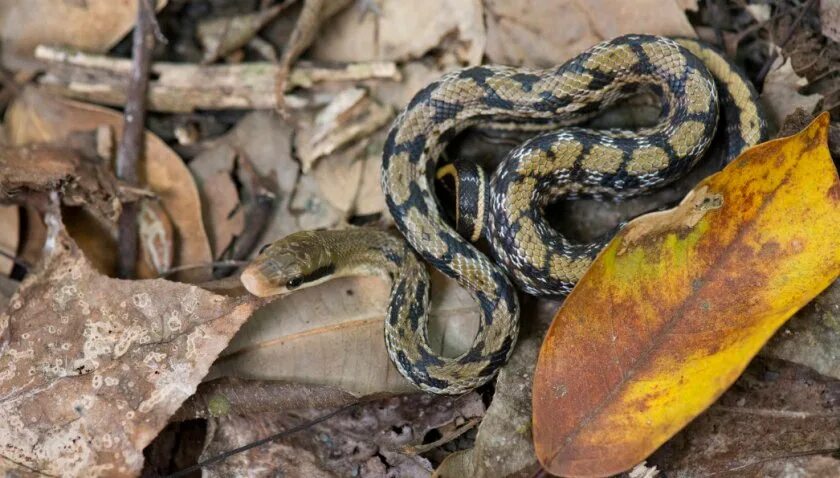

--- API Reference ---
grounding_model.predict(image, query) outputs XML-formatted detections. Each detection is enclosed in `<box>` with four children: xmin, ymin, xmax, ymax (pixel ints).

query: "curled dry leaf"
<box><xmin>0</xmin><ymin>142</ymin><xmax>123</xmax><ymax>222</ymax></box>
<box><xmin>296</xmin><ymin>87</ymin><xmax>393</xmax><ymax>173</ymax></box>
<box><xmin>209</xmin><ymin>271</ymin><xmax>480</xmax><ymax>396</ymax></box>
<box><xmin>191</xmin><ymin>112</ymin><xmax>300</xmax><ymax>251</ymax></box>
<box><xmin>4</xmin><ymin>89</ymin><xmax>212</xmax><ymax>281</ymax></box>
<box><xmin>649</xmin><ymin>358</ymin><xmax>840</xmax><ymax>476</ymax></box>
<box><xmin>137</xmin><ymin>200</ymin><xmax>174</xmax><ymax>276</ymax></box>
<box><xmin>311</xmin><ymin>0</ymin><xmax>485</xmax><ymax>65</ymax></box>
<box><xmin>189</xmin><ymin>146</ymin><xmax>245</xmax><ymax>260</ymax></box>
<box><xmin>197</xmin><ymin>3</ymin><xmax>287</xmax><ymax>63</ymax></box>
<box><xmin>0</xmin><ymin>0</ymin><xmax>168</xmax><ymax>69</ymax></box>
<box><xmin>760</xmin><ymin>56</ymin><xmax>823</xmax><ymax>132</ymax></box>
<box><xmin>532</xmin><ymin>113</ymin><xmax>840</xmax><ymax>477</ymax></box>
<box><xmin>483</xmin><ymin>0</ymin><xmax>695</xmax><ymax>68</ymax></box>
<box><xmin>0</xmin><ymin>226</ymin><xmax>256</xmax><ymax>476</ymax></box>
<box><xmin>200</xmin><ymin>391</ymin><xmax>484</xmax><ymax>478</ymax></box>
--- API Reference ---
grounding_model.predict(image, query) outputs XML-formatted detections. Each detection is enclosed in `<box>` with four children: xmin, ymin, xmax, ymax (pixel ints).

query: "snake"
<box><xmin>241</xmin><ymin>34</ymin><xmax>767</xmax><ymax>394</ymax></box>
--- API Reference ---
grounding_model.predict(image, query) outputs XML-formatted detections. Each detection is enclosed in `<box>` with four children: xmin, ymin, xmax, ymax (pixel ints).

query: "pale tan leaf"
<box><xmin>484</xmin><ymin>0</ymin><xmax>695</xmax><ymax>67</ymax></box>
<box><xmin>761</xmin><ymin>56</ymin><xmax>823</xmax><ymax>130</ymax></box>
<box><xmin>193</xmin><ymin>112</ymin><xmax>299</xmax><ymax>251</ymax></box>
<box><xmin>290</xmin><ymin>174</ymin><xmax>345</xmax><ymax>231</ymax></box>
<box><xmin>0</xmin><ymin>227</ymin><xmax>256</xmax><ymax>476</ymax></box>
<box><xmin>310</xmin><ymin>0</ymin><xmax>485</xmax><ymax>65</ymax></box>
<box><xmin>208</xmin><ymin>271</ymin><xmax>480</xmax><ymax>396</ymax></box>
<box><xmin>0</xmin><ymin>0</ymin><xmax>168</xmax><ymax>69</ymax></box>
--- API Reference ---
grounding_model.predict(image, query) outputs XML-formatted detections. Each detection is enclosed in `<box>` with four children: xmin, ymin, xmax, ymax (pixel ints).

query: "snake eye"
<box><xmin>258</xmin><ymin>243</ymin><xmax>271</xmax><ymax>255</ymax></box>
<box><xmin>286</xmin><ymin>276</ymin><xmax>304</xmax><ymax>289</ymax></box>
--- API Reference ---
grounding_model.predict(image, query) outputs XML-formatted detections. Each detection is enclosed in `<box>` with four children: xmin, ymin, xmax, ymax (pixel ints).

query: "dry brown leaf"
<box><xmin>137</xmin><ymin>200</ymin><xmax>175</xmax><ymax>276</ymax></box>
<box><xmin>354</xmin><ymin>130</ymin><xmax>390</xmax><ymax>219</ymax></box>
<box><xmin>0</xmin><ymin>140</ymin><xmax>127</xmax><ymax>224</ymax></box>
<box><xmin>205</xmin><ymin>171</ymin><xmax>245</xmax><ymax>260</ymax></box>
<box><xmin>0</xmin><ymin>0</ymin><xmax>168</xmax><ymax>69</ymax></box>
<box><xmin>649</xmin><ymin>358</ymin><xmax>840</xmax><ymax>476</ymax></box>
<box><xmin>291</xmin><ymin>173</ymin><xmax>345</xmax><ymax>231</ymax></box>
<box><xmin>311</xmin><ymin>140</ymin><xmax>366</xmax><ymax>214</ymax></box>
<box><xmin>4</xmin><ymin>88</ymin><xmax>212</xmax><ymax>281</ymax></box>
<box><xmin>193</xmin><ymin>112</ymin><xmax>299</xmax><ymax>252</ymax></box>
<box><xmin>484</xmin><ymin>0</ymin><xmax>695</xmax><ymax>67</ymax></box>
<box><xmin>372</xmin><ymin>61</ymin><xmax>460</xmax><ymax>111</ymax></box>
<box><xmin>295</xmin><ymin>88</ymin><xmax>393</xmax><ymax>173</ymax></box>
<box><xmin>0</xmin><ymin>205</ymin><xmax>19</xmax><ymax>275</ymax></box>
<box><xmin>761</xmin><ymin>56</ymin><xmax>823</xmax><ymax>131</ymax></box>
<box><xmin>189</xmin><ymin>147</ymin><xmax>246</xmax><ymax>260</ymax></box>
<box><xmin>0</xmin><ymin>224</ymin><xmax>256</xmax><ymax>476</ymax></box>
<box><xmin>200</xmin><ymin>391</ymin><xmax>484</xmax><ymax>477</ymax></box>
<box><xmin>434</xmin><ymin>300</ymin><xmax>557</xmax><ymax>478</ymax></box>
<box><xmin>311</xmin><ymin>0</ymin><xmax>485</xmax><ymax>65</ymax></box>
<box><xmin>197</xmin><ymin>4</ymin><xmax>286</xmax><ymax>63</ymax></box>
<box><xmin>208</xmin><ymin>270</ymin><xmax>480</xmax><ymax>396</ymax></box>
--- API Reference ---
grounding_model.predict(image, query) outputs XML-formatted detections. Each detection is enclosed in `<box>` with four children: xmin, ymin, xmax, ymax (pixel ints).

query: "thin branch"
<box><xmin>158</xmin><ymin>260</ymin><xmax>248</xmax><ymax>278</ymax></box>
<box><xmin>164</xmin><ymin>402</ymin><xmax>360</xmax><ymax>477</ymax></box>
<box><xmin>755</xmin><ymin>0</ymin><xmax>817</xmax><ymax>87</ymax></box>
<box><xmin>116</xmin><ymin>0</ymin><xmax>156</xmax><ymax>278</ymax></box>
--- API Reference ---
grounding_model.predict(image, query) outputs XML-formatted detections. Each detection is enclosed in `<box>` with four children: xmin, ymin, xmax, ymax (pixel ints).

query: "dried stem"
<box><xmin>116</xmin><ymin>0</ymin><xmax>157</xmax><ymax>278</ymax></box>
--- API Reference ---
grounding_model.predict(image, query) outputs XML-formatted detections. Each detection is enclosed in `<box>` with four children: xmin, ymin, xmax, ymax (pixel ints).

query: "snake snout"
<box><xmin>240</xmin><ymin>263</ymin><xmax>288</xmax><ymax>297</ymax></box>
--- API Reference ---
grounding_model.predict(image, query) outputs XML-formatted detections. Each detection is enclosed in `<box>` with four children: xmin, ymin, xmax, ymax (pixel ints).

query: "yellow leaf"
<box><xmin>532</xmin><ymin>112</ymin><xmax>840</xmax><ymax>477</ymax></box>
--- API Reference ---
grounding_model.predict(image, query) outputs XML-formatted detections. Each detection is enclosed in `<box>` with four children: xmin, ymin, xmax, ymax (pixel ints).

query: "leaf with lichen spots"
<box><xmin>0</xmin><ymin>225</ymin><xmax>256</xmax><ymax>477</ymax></box>
<box><xmin>532</xmin><ymin>112</ymin><xmax>840</xmax><ymax>477</ymax></box>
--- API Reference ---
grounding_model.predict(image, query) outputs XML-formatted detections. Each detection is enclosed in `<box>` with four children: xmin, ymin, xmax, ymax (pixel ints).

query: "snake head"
<box><xmin>240</xmin><ymin>231</ymin><xmax>336</xmax><ymax>297</ymax></box>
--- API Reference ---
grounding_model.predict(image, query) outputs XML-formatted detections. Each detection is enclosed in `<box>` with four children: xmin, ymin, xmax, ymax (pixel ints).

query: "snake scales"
<box><xmin>242</xmin><ymin>35</ymin><xmax>767</xmax><ymax>394</ymax></box>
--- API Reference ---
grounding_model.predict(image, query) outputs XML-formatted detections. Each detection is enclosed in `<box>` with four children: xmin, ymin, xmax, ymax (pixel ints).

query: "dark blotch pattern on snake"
<box><xmin>246</xmin><ymin>35</ymin><xmax>767</xmax><ymax>394</ymax></box>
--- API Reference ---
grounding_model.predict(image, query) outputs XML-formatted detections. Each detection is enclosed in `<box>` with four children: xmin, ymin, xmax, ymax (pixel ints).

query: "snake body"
<box><xmin>244</xmin><ymin>35</ymin><xmax>767</xmax><ymax>394</ymax></box>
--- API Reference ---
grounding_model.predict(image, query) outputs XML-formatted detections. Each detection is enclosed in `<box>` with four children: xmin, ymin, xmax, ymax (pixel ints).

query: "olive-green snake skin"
<box><xmin>242</xmin><ymin>35</ymin><xmax>767</xmax><ymax>394</ymax></box>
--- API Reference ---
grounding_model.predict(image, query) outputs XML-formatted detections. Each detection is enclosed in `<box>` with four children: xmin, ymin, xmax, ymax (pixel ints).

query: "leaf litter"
<box><xmin>0</xmin><ymin>0</ymin><xmax>840</xmax><ymax>477</ymax></box>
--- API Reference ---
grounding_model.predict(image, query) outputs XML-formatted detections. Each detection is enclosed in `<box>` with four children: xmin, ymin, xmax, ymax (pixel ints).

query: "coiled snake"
<box><xmin>242</xmin><ymin>35</ymin><xmax>767</xmax><ymax>394</ymax></box>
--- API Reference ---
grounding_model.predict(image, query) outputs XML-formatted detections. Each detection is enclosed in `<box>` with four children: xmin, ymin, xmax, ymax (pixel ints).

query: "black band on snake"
<box><xmin>242</xmin><ymin>35</ymin><xmax>767</xmax><ymax>394</ymax></box>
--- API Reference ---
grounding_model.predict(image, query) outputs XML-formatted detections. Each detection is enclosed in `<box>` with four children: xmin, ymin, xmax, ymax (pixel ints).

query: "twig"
<box><xmin>35</xmin><ymin>45</ymin><xmax>400</xmax><ymax>112</ymax></box>
<box><xmin>730</xmin><ymin>3</ymin><xmax>810</xmax><ymax>52</ymax></box>
<box><xmin>164</xmin><ymin>401</ymin><xmax>360</xmax><ymax>477</ymax></box>
<box><xmin>709</xmin><ymin>447</ymin><xmax>840</xmax><ymax>475</ymax></box>
<box><xmin>116</xmin><ymin>0</ymin><xmax>156</xmax><ymax>279</ymax></box>
<box><xmin>158</xmin><ymin>260</ymin><xmax>249</xmax><ymax>278</ymax></box>
<box><xmin>755</xmin><ymin>0</ymin><xmax>817</xmax><ymax>87</ymax></box>
<box><xmin>402</xmin><ymin>416</ymin><xmax>482</xmax><ymax>454</ymax></box>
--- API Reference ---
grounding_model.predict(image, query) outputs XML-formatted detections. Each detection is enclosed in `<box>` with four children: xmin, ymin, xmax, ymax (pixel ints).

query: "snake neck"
<box><xmin>314</xmin><ymin>229</ymin><xmax>420</xmax><ymax>284</ymax></box>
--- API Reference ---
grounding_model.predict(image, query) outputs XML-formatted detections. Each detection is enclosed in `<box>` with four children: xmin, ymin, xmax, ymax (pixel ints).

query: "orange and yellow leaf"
<box><xmin>532</xmin><ymin>113</ymin><xmax>840</xmax><ymax>477</ymax></box>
